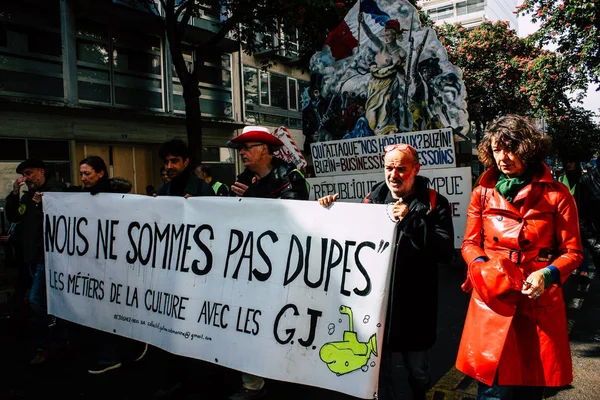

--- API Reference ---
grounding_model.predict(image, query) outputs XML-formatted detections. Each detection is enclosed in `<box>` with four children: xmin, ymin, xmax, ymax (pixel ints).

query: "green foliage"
<box><xmin>518</xmin><ymin>0</ymin><xmax>599</xmax><ymax>88</ymax></box>
<box><xmin>547</xmin><ymin>107</ymin><xmax>600</xmax><ymax>162</ymax></box>
<box><xmin>435</xmin><ymin>21</ymin><xmax>579</xmax><ymax>136</ymax></box>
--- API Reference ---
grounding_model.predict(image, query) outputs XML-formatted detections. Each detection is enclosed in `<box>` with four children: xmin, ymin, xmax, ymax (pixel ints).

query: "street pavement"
<box><xmin>0</xmin><ymin>253</ymin><xmax>599</xmax><ymax>399</ymax></box>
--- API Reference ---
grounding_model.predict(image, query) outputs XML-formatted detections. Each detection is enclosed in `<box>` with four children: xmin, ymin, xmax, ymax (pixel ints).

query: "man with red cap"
<box><xmin>227</xmin><ymin>125</ymin><xmax>309</xmax><ymax>200</ymax></box>
<box><xmin>226</xmin><ymin>126</ymin><xmax>309</xmax><ymax>400</ymax></box>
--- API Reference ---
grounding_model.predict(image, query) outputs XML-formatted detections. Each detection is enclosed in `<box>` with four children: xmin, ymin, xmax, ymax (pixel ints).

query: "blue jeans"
<box><xmin>28</xmin><ymin>262</ymin><xmax>69</xmax><ymax>350</ymax></box>
<box><xmin>28</xmin><ymin>262</ymin><xmax>47</xmax><ymax>316</ymax></box>
<box><xmin>477</xmin><ymin>381</ymin><xmax>544</xmax><ymax>400</ymax></box>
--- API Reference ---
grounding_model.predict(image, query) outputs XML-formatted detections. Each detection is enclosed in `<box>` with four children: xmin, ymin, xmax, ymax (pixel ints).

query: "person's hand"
<box><xmin>184</xmin><ymin>194</ymin><xmax>192</xmax><ymax>199</ymax></box>
<box><xmin>318</xmin><ymin>193</ymin><xmax>339</xmax><ymax>207</ymax></box>
<box><xmin>32</xmin><ymin>192</ymin><xmax>42</xmax><ymax>204</ymax></box>
<box><xmin>392</xmin><ymin>199</ymin><xmax>409</xmax><ymax>221</ymax></box>
<box><xmin>231</xmin><ymin>181</ymin><xmax>249</xmax><ymax>197</ymax></box>
<box><xmin>12</xmin><ymin>177</ymin><xmax>25</xmax><ymax>196</ymax></box>
<box><xmin>521</xmin><ymin>270</ymin><xmax>545</xmax><ymax>300</ymax></box>
<box><xmin>152</xmin><ymin>193</ymin><xmax>158</xmax><ymax>197</ymax></box>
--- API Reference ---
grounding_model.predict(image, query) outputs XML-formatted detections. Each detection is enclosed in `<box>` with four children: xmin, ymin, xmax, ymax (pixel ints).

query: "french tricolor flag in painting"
<box><xmin>324</xmin><ymin>0</ymin><xmax>390</xmax><ymax>61</ymax></box>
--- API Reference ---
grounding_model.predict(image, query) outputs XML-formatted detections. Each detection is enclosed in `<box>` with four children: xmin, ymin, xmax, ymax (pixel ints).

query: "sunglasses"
<box><xmin>384</xmin><ymin>144</ymin><xmax>417</xmax><ymax>156</ymax></box>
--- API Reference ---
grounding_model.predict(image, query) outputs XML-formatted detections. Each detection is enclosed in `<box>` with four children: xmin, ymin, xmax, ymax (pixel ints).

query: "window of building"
<box><xmin>467</xmin><ymin>0</ymin><xmax>485</xmax><ymax>13</ymax></box>
<box><xmin>282</xmin><ymin>29</ymin><xmax>299</xmax><ymax>59</ymax></box>
<box><xmin>172</xmin><ymin>47</ymin><xmax>233</xmax><ymax>119</ymax></box>
<box><xmin>260</xmin><ymin>71</ymin><xmax>270</xmax><ymax>105</ymax></box>
<box><xmin>270</xmin><ymin>74</ymin><xmax>287</xmax><ymax>109</ymax></box>
<box><xmin>0</xmin><ymin>2</ymin><xmax>64</xmax><ymax>100</ymax></box>
<box><xmin>0</xmin><ymin>138</ymin><xmax>71</xmax><ymax>186</ymax></box>
<box><xmin>288</xmin><ymin>78</ymin><xmax>298</xmax><ymax>111</ymax></box>
<box><xmin>435</xmin><ymin>5</ymin><xmax>455</xmax><ymax>20</ymax></box>
<box><xmin>241</xmin><ymin>65</ymin><xmax>305</xmax><ymax>128</ymax></box>
<box><xmin>113</xmin><ymin>28</ymin><xmax>163</xmax><ymax>110</ymax></box>
<box><xmin>76</xmin><ymin>19</ymin><xmax>113</xmax><ymax>104</ymax></box>
<box><xmin>243</xmin><ymin>65</ymin><xmax>259</xmax><ymax>106</ymax></box>
<box><xmin>76</xmin><ymin>19</ymin><xmax>164</xmax><ymax>111</ymax></box>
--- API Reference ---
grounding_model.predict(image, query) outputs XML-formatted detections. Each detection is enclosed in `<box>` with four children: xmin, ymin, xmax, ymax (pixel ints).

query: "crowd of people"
<box><xmin>1</xmin><ymin>115</ymin><xmax>598</xmax><ymax>400</ymax></box>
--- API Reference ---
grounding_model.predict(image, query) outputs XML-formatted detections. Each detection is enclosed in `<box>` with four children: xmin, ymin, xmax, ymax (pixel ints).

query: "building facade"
<box><xmin>0</xmin><ymin>0</ymin><xmax>309</xmax><ymax>204</ymax></box>
<box><xmin>418</xmin><ymin>0</ymin><xmax>518</xmax><ymax>30</ymax></box>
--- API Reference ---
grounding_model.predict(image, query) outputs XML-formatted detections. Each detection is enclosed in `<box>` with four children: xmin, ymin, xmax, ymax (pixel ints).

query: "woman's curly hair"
<box><xmin>478</xmin><ymin>114</ymin><xmax>551</xmax><ymax>169</ymax></box>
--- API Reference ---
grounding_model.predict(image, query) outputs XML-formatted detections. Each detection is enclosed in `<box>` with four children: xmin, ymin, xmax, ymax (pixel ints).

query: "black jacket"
<box><xmin>235</xmin><ymin>158</ymin><xmax>309</xmax><ymax>200</ymax></box>
<box><xmin>66</xmin><ymin>177</ymin><xmax>133</xmax><ymax>194</ymax></box>
<box><xmin>5</xmin><ymin>176</ymin><xmax>66</xmax><ymax>264</ymax></box>
<box><xmin>576</xmin><ymin>168</ymin><xmax>600</xmax><ymax>258</ymax></box>
<box><xmin>155</xmin><ymin>169</ymin><xmax>211</xmax><ymax>197</ymax></box>
<box><xmin>365</xmin><ymin>175</ymin><xmax>454</xmax><ymax>351</ymax></box>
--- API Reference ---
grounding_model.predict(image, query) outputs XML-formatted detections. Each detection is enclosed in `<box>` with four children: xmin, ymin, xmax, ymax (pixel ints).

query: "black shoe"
<box><xmin>228</xmin><ymin>386</ymin><xmax>267</xmax><ymax>400</ymax></box>
<box><xmin>87</xmin><ymin>361</ymin><xmax>122</xmax><ymax>374</ymax></box>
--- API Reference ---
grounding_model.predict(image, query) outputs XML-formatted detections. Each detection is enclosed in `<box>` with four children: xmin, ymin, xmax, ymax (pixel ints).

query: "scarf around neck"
<box><xmin>495</xmin><ymin>167</ymin><xmax>535</xmax><ymax>202</ymax></box>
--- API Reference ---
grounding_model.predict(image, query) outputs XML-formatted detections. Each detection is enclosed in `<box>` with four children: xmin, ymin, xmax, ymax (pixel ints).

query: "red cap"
<box><xmin>469</xmin><ymin>257</ymin><xmax>525</xmax><ymax>317</ymax></box>
<box><xmin>228</xmin><ymin>126</ymin><xmax>284</xmax><ymax>149</ymax></box>
<box><xmin>385</xmin><ymin>19</ymin><xmax>401</xmax><ymax>32</ymax></box>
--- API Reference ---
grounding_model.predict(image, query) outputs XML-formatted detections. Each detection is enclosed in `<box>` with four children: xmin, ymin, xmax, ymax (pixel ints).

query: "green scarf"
<box><xmin>495</xmin><ymin>167</ymin><xmax>535</xmax><ymax>202</ymax></box>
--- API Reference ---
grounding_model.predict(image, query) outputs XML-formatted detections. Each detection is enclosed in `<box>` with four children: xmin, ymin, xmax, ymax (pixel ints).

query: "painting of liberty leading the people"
<box><xmin>301</xmin><ymin>0</ymin><xmax>469</xmax><ymax>153</ymax></box>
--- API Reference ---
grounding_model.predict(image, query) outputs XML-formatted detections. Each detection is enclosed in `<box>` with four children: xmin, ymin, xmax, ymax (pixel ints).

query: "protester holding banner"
<box><xmin>66</xmin><ymin>156</ymin><xmax>150</xmax><ymax>374</ymax></box>
<box><xmin>456</xmin><ymin>115</ymin><xmax>583</xmax><ymax>400</ymax></box>
<box><xmin>153</xmin><ymin>139</ymin><xmax>213</xmax><ymax>396</ymax></box>
<box><xmin>318</xmin><ymin>143</ymin><xmax>454</xmax><ymax>400</ymax></box>
<box><xmin>5</xmin><ymin>158</ymin><xmax>67</xmax><ymax>364</ymax></box>
<box><xmin>154</xmin><ymin>138</ymin><xmax>211</xmax><ymax>197</ymax></box>
<box><xmin>228</xmin><ymin>126</ymin><xmax>309</xmax><ymax>201</ymax></box>
<box><xmin>226</xmin><ymin>125</ymin><xmax>310</xmax><ymax>400</ymax></box>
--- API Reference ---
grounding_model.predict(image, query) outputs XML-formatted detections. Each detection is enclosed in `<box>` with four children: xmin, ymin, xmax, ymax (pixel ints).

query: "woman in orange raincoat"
<box><xmin>456</xmin><ymin>115</ymin><xmax>583</xmax><ymax>400</ymax></box>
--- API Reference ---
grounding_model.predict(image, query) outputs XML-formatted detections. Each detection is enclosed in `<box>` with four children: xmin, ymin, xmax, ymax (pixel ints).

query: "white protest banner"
<box><xmin>310</xmin><ymin>128</ymin><xmax>456</xmax><ymax>177</ymax></box>
<box><xmin>307</xmin><ymin>167</ymin><xmax>472</xmax><ymax>248</ymax></box>
<box><xmin>43</xmin><ymin>193</ymin><xmax>397</xmax><ymax>399</ymax></box>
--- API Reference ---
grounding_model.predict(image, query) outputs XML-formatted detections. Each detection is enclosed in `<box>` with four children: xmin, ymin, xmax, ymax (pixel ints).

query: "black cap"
<box><xmin>16</xmin><ymin>158</ymin><xmax>46</xmax><ymax>174</ymax></box>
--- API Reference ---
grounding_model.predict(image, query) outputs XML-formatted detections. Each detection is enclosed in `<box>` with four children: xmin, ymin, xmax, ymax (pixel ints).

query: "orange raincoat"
<box><xmin>456</xmin><ymin>164</ymin><xmax>583</xmax><ymax>386</ymax></box>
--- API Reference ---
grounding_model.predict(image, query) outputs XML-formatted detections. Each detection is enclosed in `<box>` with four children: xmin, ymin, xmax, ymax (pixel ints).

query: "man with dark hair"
<box><xmin>153</xmin><ymin>139</ymin><xmax>211</xmax><ymax>397</ymax></box>
<box><xmin>194</xmin><ymin>164</ymin><xmax>229</xmax><ymax>196</ymax></box>
<box><xmin>5</xmin><ymin>158</ymin><xmax>66</xmax><ymax>364</ymax></box>
<box><xmin>155</xmin><ymin>138</ymin><xmax>210</xmax><ymax>197</ymax></box>
<box><xmin>226</xmin><ymin>125</ymin><xmax>309</xmax><ymax>400</ymax></box>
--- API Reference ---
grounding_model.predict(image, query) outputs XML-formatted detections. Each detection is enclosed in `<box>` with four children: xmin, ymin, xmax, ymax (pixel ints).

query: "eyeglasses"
<box><xmin>239</xmin><ymin>143</ymin><xmax>265</xmax><ymax>151</ymax></box>
<box><xmin>384</xmin><ymin>144</ymin><xmax>417</xmax><ymax>156</ymax></box>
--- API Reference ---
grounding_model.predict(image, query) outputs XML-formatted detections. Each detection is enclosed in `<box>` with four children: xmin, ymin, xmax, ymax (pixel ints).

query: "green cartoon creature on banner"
<box><xmin>320</xmin><ymin>305</ymin><xmax>378</xmax><ymax>375</ymax></box>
